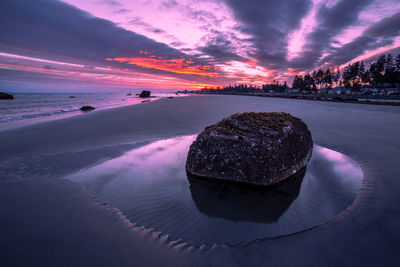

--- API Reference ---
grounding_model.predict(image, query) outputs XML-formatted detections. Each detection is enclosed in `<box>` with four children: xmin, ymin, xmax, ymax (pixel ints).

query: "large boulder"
<box><xmin>186</xmin><ymin>112</ymin><xmax>313</xmax><ymax>186</ymax></box>
<box><xmin>139</xmin><ymin>90</ymin><xmax>151</xmax><ymax>98</ymax></box>
<box><xmin>0</xmin><ymin>92</ymin><xmax>14</xmax><ymax>100</ymax></box>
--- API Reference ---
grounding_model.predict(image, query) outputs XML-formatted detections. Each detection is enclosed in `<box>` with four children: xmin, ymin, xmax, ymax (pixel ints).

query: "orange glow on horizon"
<box><xmin>288</xmin><ymin>68</ymin><xmax>300</xmax><ymax>76</ymax></box>
<box><xmin>106</xmin><ymin>56</ymin><xmax>218</xmax><ymax>77</ymax></box>
<box><xmin>0</xmin><ymin>61</ymin><xmax>218</xmax><ymax>90</ymax></box>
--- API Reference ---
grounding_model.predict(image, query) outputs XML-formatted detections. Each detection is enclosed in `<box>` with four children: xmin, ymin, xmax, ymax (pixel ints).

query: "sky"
<box><xmin>0</xmin><ymin>0</ymin><xmax>399</xmax><ymax>92</ymax></box>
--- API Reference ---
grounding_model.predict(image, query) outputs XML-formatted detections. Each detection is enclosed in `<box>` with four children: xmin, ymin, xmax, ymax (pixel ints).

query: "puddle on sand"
<box><xmin>67</xmin><ymin>135</ymin><xmax>363</xmax><ymax>246</ymax></box>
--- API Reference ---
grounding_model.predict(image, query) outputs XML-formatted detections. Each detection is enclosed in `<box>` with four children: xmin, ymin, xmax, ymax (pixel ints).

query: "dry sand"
<box><xmin>0</xmin><ymin>95</ymin><xmax>400</xmax><ymax>266</ymax></box>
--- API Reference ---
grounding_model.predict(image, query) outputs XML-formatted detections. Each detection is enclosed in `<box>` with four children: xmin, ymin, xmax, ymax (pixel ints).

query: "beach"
<box><xmin>1</xmin><ymin>95</ymin><xmax>400</xmax><ymax>266</ymax></box>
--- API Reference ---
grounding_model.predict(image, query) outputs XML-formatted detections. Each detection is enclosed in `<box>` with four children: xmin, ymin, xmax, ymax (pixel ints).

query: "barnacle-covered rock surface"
<box><xmin>185</xmin><ymin>112</ymin><xmax>313</xmax><ymax>186</ymax></box>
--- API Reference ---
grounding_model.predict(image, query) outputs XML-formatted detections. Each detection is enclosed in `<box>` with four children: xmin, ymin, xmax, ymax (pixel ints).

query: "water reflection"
<box><xmin>66</xmin><ymin>135</ymin><xmax>363</xmax><ymax>245</ymax></box>
<box><xmin>188</xmin><ymin>168</ymin><xmax>305</xmax><ymax>223</ymax></box>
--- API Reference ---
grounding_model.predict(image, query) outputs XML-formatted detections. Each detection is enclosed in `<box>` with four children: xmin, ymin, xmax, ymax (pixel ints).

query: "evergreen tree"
<box><xmin>323</xmin><ymin>69</ymin><xmax>333</xmax><ymax>89</ymax></box>
<box><xmin>395</xmin><ymin>54</ymin><xmax>400</xmax><ymax>84</ymax></box>
<box><xmin>332</xmin><ymin>68</ymin><xmax>341</xmax><ymax>87</ymax></box>
<box><xmin>384</xmin><ymin>54</ymin><xmax>397</xmax><ymax>86</ymax></box>
<box><xmin>315</xmin><ymin>69</ymin><xmax>324</xmax><ymax>89</ymax></box>
<box><xmin>342</xmin><ymin>64</ymin><xmax>353</xmax><ymax>88</ymax></box>
<box><xmin>292</xmin><ymin>75</ymin><xmax>305</xmax><ymax>90</ymax></box>
<box><xmin>303</xmin><ymin>73</ymin><xmax>314</xmax><ymax>90</ymax></box>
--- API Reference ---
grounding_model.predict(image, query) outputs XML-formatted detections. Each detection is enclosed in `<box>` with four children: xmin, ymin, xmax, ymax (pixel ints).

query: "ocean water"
<box><xmin>0</xmin><ymin>92</ymin><xmax>178</xmax><ymax>131</ymax></box>
<box><xmin>67</xmin><ymin>135</ymin><xmax>363</xmax><ymax>246</ymax></box>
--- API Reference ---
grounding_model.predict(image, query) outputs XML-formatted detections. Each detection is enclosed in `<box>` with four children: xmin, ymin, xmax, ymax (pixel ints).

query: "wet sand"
<box><xmin>1</xmin><ymin>95</ymin><xmax>400</xmax><ymax>266</ymax></box>
<box><xmin>64</xmin><ymin>135</ymin><xmax>362</xmax><ymax>246</ymax></box>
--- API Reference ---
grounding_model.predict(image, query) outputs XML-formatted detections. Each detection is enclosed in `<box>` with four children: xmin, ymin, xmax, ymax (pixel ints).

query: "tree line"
<box><xmin>292</xmin><ymin>53</ymin><xmax>400</xmax><ymax>91</ymax></box>
<box><xmin>201</xmin><ymin>81</ymin><xmax>288</xmax><ymax>93</ymax></box>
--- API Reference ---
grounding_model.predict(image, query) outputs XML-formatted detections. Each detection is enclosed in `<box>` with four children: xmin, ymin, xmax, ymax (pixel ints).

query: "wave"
<box><xmin>0</xmin><ymin>98</ymin><xmax>153</xmax><ymax>124</ymax></box>
<box><xmin>0</xmin><ymin>108</ymin><xmax>80</xmax><ymax>123</ymax></box>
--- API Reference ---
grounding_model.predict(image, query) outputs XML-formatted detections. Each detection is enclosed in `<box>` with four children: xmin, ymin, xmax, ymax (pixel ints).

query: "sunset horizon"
<box><xmin>1</xmin><ymin>0</ymin><xmax>399</xmax><ymax>92</ymax></box>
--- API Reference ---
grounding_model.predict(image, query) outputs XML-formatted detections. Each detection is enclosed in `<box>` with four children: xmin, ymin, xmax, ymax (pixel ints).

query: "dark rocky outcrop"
<box><xmin>186</xmin><ymin>112</ymin><xmax>313</xmax><ymax>186</ymax></box>
<box><xmin>68</xmin><ymin>96</ymin><xmax>76</xmax><ymax>98</ymax></box>
<box><xmin>0</xmin><ymin>92</ymin><xmax>14</xmax><ymax>100</ymax></box>
<box><xmin>139</xmin><ymin>90</ymin><xmax>151</xmax><ymax>98</ymax></box>
<box><xmin>79</xmin><ymin>105</ymin><xmax>95</xmax><ymax>112</ymax></box>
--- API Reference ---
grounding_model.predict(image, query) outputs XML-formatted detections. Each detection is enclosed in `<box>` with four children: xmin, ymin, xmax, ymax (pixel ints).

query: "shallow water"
<box><xmin>67</xmin><ymin>135</ymin><xmax>363</xmax><ymax>246</ymax></box>
<box><xmin>0</xmin><ymin>92</ymin><xmax>180</xmax><ymax>131</ymax></box>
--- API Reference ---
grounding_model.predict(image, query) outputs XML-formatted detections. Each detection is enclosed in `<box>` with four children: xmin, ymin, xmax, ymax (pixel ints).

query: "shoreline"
<box><xmin>0</xmin><ymin>94</ymin><xmax>172</xmax><ymax>132</ymax></box>
<box><xmin>184</xmin><ymin>91</ymin><xmax>400</xmax><ymax>106</ymax></box>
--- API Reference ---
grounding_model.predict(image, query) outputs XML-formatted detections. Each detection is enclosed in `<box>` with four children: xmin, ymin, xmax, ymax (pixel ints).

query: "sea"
<box><xmin>0</xmin><ymin>92</ymin><xmax>180</xmax><ymax>131</ymax></box>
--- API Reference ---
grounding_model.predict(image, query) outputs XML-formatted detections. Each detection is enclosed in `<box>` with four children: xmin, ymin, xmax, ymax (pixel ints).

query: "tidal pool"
<box><xmin>67</xmin><ymin>135</ymin><xmax>363</xmax><ymax>246</ymax></box>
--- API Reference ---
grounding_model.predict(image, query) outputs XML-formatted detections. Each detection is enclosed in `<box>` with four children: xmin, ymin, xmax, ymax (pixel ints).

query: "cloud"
<box><xmin>0</xmin><ymin>0</ymin><xmax>217</xmax><ymax>81</ymax></box>
<box><xmin>224</xmin><ymin>0</ymin><xmax>312</xmax><ymax>70</ymax></box>
<box><xmin>96</xmin><ymin>0</ymin><xmax>122</xmax><ymax>7</ymax></box>
<box><xmin>113</xmin><ymin>8</ymin><xmax>131</xmax><ymax>14</ymax></box>
<box><xmin>106</xmin><ymin>55</ymin><xmax>218</xmax><ymax>77</ymax></box>
<box><xmin>161</xmin><ymin>0</ymin><xmax>178</xmax><ymax>9</ymax></box>
<box><xmin>0</xmin><ymin>0</ymin><xmax>398</xmax><ymax>89</ymax></box>
<box><xmin>289</xmin><ymin>0</ymin><xmax>374</xmax><ymax>69</ymax></box>
<box><xmin>197</xmin><ymin>31</ymin><xmax>247</xmax><ymax>63</ymax></box>
<box><xmin>105</xmin><ymin>50</ymin><xmax>219</xmax><ymax>78</ymax></box>
<box><xmin>127</xmin><ymin>17</ymin><xmax>165</xmax><ymax>34</ymax></box>
<box><xmin>319</xmin><ymin>12</ymin><xmax>400</xmax><ymax>66</ymax></box>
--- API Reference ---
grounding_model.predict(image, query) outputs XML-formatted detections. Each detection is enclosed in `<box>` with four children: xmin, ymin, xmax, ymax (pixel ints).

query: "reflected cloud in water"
<box><xmin>317</xmin><ymin>147</ymin><xmax>363</xmax><ymax>181</ymax></box>
<box><xmin>67</xmin><ymin>135</ymin><xmax>363</xmax><ymax>246</ymax></box>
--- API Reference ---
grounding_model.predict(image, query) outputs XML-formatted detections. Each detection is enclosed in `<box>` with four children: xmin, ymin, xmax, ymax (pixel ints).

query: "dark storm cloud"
<box><xmin>319</xmin><ymin>12</ymin><xmax>400</xmax><ymax>66</ymax></box>
<box><xmin>199</xmin><ymin>45</ymin><xmax>246</xmax><ymax>63</ymax></box>
<box><xmin>224</xmin><ymin>0</ymin><xmax>312</xmax><ymax>70</ymax></box>
<box><xmin>0</xmin><ymin>0</ymin><xmax>215</xmax><ymax>79</ymax></box>
<box><xmin>198</xmin><ymin>31</ymin><xmax>247</xmax><ymax>63</ymax></box>
<box><xmin>290</xmin><ymin>0</ymin><xmax>374</xmax><ymax>69</ymax></box>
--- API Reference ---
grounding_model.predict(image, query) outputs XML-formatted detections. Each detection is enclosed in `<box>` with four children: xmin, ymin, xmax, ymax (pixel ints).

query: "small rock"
<box><xmin>0</xmin><ymin>92</ymin><xmax>14</xmax><ymax>100</ymax></box>
<box><xmin>80</xmin><ymin>105</ymin><xmax>95</xmax><ymax>112</ymax></box>
<box><xmin>139</xmin><ymin>90</ymin><xmax>151</xmax><ymax>98</ymax></box>
<box><xmin>68</xmin><ymin>96</ymin><xmax>76</xmax><ymax>98</ymax></box>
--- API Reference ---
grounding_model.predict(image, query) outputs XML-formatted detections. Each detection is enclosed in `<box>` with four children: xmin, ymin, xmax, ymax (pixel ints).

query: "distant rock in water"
<box><xmin>127</xmin><ymin>93</ymin><xmax>132</xmax><ymax>96</ymax></box>
<box><xmin>0</xmin><ymin>92</ymin><xmax>14</xmax><ymax>100</ymax></box>
<box><xmin>79</xmin><ymin>105</ymin><xmax>95</xmax><ymax>112</ymax></box>
<box><xmin>68</xmin><ymin>96</ymin><xmax>76</xmax><ymax>98</ymax></box>
<box><xmin>186</xmin><ymin>112</ymin><xmax>313</xmax><ymax>186</ymax></box>
<box><xmin>139</xmin><ymin>90</ymin><xmax>151</xmax><ymax>98</ymax></box>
